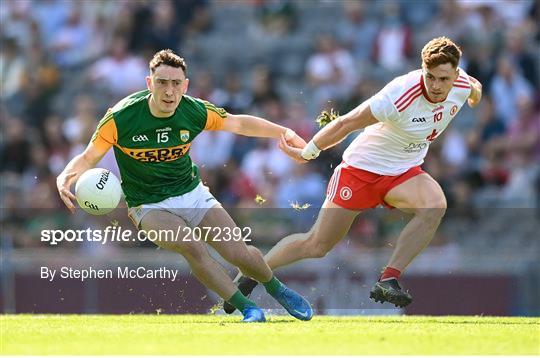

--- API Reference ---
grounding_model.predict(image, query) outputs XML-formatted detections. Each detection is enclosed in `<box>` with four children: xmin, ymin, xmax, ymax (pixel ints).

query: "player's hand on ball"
<box><xmin>56</xmin><ymin>172</ymin><xmax>78</xmax><ymax>213</ymax></box>
<box><xmin>279</xmin><ymin>135</ymin><xmax>308</xmax><ymax>163</ymax></box>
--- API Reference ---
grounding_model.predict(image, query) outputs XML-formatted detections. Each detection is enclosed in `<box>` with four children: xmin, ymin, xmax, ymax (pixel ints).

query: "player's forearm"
<box><xmin>59</xmin><ymin>148</ymin><xmax>103</xmax><ymax>183</ymax></box>
<box><xmin>231</xmin><ymin>114</ymin><xmax>287</xmax><ymax>138</ymax></box>
<box><xmin>312</xmin><ymin>102</ymin><xmax>376</xmax><ymax>150</ymax></box>
<box><xmin>60</xmin><ymin>153</ymin><xmax>95</xmax><ymax>182</ymax></box>
<box><xmin>311</xmin><ymin>117</ymin><xmax>351</xmax><ymax>150</ymax></box>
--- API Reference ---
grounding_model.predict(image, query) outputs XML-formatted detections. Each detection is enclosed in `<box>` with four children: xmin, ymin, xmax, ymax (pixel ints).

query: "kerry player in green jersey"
<box><xmin>56</xmin><ymin>49</ymin><xmax>313</xmax><ymax>322</ymax></box>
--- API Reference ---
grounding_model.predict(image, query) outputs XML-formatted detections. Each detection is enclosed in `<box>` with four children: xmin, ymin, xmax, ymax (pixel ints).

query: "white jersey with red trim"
<box><xmin>343</xmin><ymin>68</ymin><xmax>472</xmax><ymax>175</ymax></box>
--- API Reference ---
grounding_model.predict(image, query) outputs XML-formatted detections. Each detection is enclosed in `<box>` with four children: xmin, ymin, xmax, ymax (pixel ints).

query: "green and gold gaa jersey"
<box><xmin>91</xmin><ymin>90</ymin><xmax>227</xmax><ymax>207</ymax></box>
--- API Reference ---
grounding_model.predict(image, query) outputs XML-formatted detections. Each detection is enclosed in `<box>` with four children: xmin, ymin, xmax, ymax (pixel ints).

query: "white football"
<box><xmin>75</xmin><ymin>168</ymin><xmax>122</xmax><ymax>215</ymax></box>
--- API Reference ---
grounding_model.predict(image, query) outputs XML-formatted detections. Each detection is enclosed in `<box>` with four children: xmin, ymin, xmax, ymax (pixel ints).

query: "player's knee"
<box><xmin>178</xmin><ymin>242</ymin><xmax>208</xmax><ymax>264</ymax></box>
<box><xmin>226</xmin><ymin>252</ymin><xmax>250</xmax><ymax>268</ymax></box>
<box><xmin>152</xmin><ymin>239</ymin><xmax>178</xmax><ymax>253</ymax></box>
<box><xmin>431</xmin><ymin>196</ymin><xmax>447</xmax><ymax>218</ymax></box>
<box><xmin>415</xmin><ymin>197</ymin><xmax>447</xmax><ymax>220</ymax></box>
<box><xmin>246</xmin><ymin>245</ymin><xmax>263</xmax><ymax>259</ymax></box>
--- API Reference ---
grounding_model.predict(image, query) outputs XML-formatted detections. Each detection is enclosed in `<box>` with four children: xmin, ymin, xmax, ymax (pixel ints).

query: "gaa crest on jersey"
<box><xmin>450</xmin><ymin>105</ymin><xmax>458</xmax><ymax>116</ymax></box>
<box><xmin>180</xmin><ymin>130</ymin><xmax>190</xmax><ymax>142</ymax></box>
<box><xmin>340</xmin><ymin>186</ymin><xmax>352</xmax><ymax>201</ymax></box>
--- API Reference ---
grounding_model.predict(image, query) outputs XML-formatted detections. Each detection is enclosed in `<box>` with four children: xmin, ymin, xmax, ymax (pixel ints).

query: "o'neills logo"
<box><xmin>96</xmin><ymin>170</ymin><xmax>109</xmax><ymax>190</ymax></box>
<box><xmin>432</xmin><ymin>105</ymin><xmax>444</xmax><ymax>113</ymax></box>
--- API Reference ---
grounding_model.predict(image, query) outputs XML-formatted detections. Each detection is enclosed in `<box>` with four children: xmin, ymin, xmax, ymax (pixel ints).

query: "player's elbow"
<box><xmin>468</xmin><ymin>98</ymin><xmax>480</xmax><ymax>108</ymax></box>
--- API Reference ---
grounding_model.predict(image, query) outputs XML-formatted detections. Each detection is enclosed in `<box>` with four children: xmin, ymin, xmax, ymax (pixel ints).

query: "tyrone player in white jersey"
<box><xmin>224</xmin><ymin>37</ymin><xmax>482</xmax><ymax>313</ymax></box>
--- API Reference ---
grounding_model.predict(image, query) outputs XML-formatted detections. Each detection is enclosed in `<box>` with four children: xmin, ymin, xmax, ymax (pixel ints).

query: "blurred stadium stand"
<box><xmin>1</xmin><ymin>0</ymin><xmax>539</xmax><ymax>316</ymax></box>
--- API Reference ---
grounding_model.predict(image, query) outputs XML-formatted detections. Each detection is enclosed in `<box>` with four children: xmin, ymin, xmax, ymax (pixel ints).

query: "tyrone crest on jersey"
<box><xmin>180</xmin><ymin>130</ymin><xmax>190</xmax><ymax>142</ymax></box>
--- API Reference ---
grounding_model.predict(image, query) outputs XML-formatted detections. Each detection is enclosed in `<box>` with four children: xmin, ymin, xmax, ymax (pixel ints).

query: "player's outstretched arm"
<box><xmin>468</xmin><ymin>76</ymin><xmax>482</xmax><ymax>108</ymax></box>
<box><xmin>56</xmin><ymin>141</ymin><xmax>108</xmax><ymax>213</ymax></box>
<box><xmin>280</xmin><ymin>101</ymin><xmax>379</xmax><ymax>162</ymax></box>
<box><xmin>312</xmin><ymin>101</ymin><xmax>378</xmax><ymax>150</ymax></box>
<box><xmin>221</xmin><ymin>113</ymin><xmax>306</xmax><ymax>149</ymax></box>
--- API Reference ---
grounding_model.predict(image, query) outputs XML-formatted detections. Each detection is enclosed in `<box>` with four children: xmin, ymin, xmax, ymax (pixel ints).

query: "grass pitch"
<box><xmin>1</xmin><ymin>315</ymin><xmax>538</xmax><ymax>355</ymax></box>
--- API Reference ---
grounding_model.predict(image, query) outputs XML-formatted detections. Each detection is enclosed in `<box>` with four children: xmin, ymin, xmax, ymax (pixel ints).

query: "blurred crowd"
<box><xmin>1</xmin><ymin>0</ymin><xmax>539</xmax><ymax>250</ymax></box>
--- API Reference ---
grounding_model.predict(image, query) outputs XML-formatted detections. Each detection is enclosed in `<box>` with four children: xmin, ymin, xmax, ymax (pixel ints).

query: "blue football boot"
<box><xmin>241</xmin><ymin>306</ymin><xmax>266</xmax><ymax>322</ymax></box>
<box><xmin>273</xmin><ymin>284</ymin><xmax>313</xmax><ymax>321</ymax></box>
